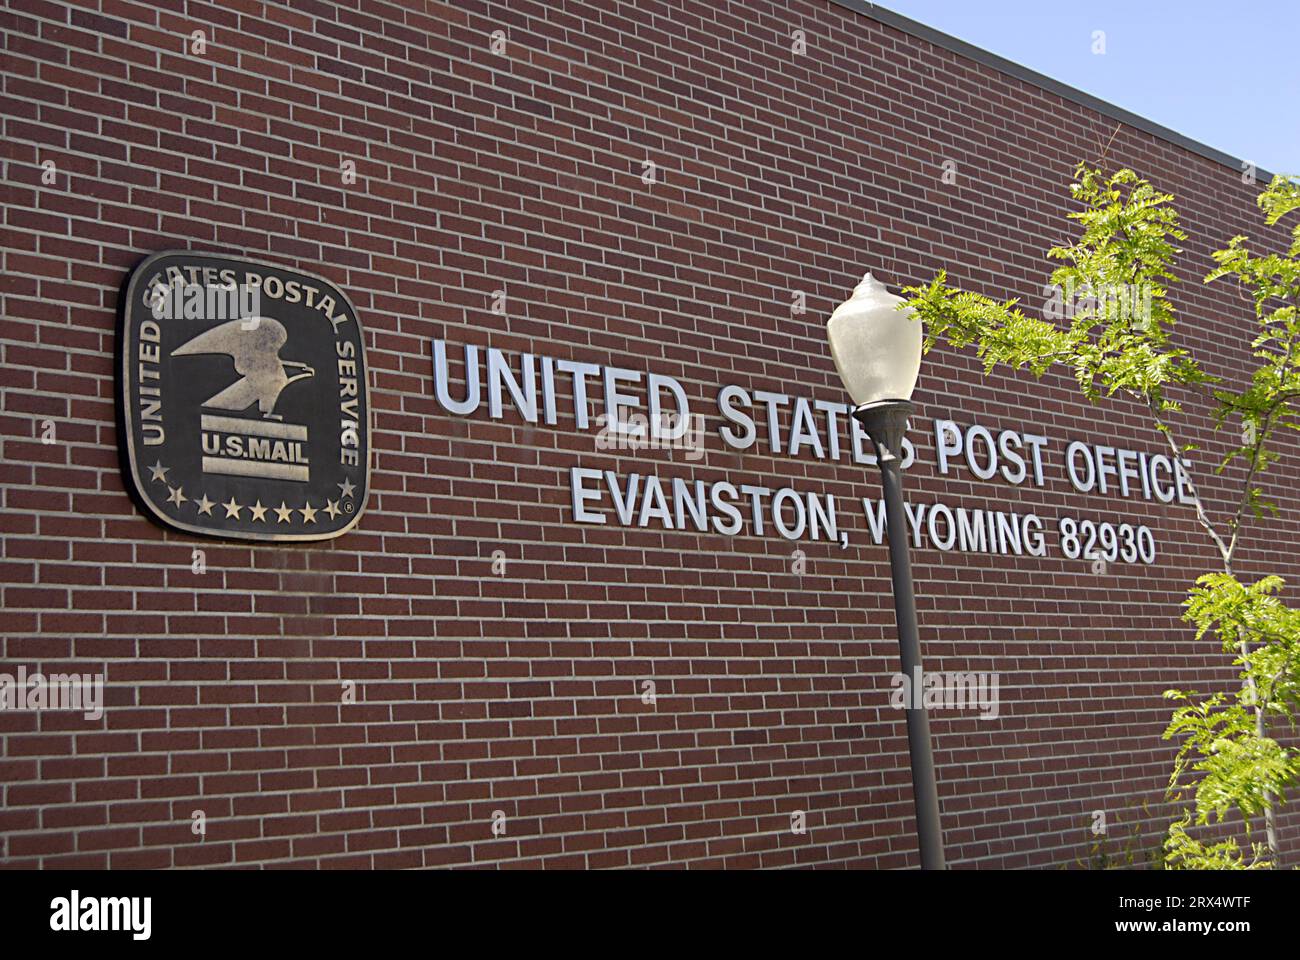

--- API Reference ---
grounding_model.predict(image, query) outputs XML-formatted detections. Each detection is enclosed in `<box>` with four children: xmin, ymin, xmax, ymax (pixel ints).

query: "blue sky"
<box><xmin>878</xmin><ymin>1</ymin><xmax>1299</xmax><ymax>175</ymax></box>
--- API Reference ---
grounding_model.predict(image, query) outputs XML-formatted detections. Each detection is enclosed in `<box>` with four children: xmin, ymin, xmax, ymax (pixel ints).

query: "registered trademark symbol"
<box><xmin>344</xmin><ymin>501</ymin><xmax>354</xmax><ymax>513</ymax></box>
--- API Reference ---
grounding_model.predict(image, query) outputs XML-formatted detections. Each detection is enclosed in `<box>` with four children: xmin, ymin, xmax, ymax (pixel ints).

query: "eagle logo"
<box><xmin>171</xmin><ymin>316</ymin><xmax>315</xmax><ymax>420</ymax></box>
<box><xmin>121</xmin><ymin>251</ymin><xmax>369</xmax><ymax>543</ymax></box>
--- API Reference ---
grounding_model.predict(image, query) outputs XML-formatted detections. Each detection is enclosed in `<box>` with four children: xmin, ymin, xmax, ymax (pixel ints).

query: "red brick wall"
<box><xmin>2</xmin><ymin>0</ymin><xmax>1296</xmax><ymax>868</ymax></box>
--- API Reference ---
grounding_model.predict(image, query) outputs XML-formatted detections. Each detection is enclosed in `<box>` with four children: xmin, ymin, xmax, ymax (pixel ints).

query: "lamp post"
<box><xmin>827</xmin><ymin>272</ymin><xmax>946</xmax><ymax>870</ymax></box>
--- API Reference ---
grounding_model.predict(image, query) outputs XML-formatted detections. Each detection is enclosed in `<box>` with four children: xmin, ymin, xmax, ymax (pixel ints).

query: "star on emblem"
<box><xmin>274</xmin><ymin>502</ymin><xmax>294</xmax><ymax>523</ymax></box>
<box><xmin>166</xmin><ymin>485</ymin><xmax>187</xmax><ymax>507</ymax></box>
<box><xmin>324</xmin><ymin>499</ymin><xmax>341</xmax><ymax>519</ymax></box>
<box><xmin>249</xmin><ymin>501</ymin><xmax>268</xmax><ymax>522</ymax></box>
<box><xmin>299</xmin><ymin>502</ymin><xmax>318</xmax><ymax>523</ymax></box>
<box><xmin>223</xmin><ymin>497</ymin><xmax>242</xmax><ymax>519</ymax></box>
<box><xmin>148</xmin><ymin>461</ymin><xmax>169</xmax><ymax>483</ymax></box>
<box><xmin>337</xmin><ymin>478</ymin><xmax>356</xmax><ymax>499</ymax></box>
<box><xmin>196</xmin><ymin>494</ymin><xmax>215</xmax><ymax>516</ymax></box>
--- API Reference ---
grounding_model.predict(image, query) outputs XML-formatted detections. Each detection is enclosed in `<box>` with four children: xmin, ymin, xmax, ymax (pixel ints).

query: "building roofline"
<box><xmin>832</xmin><ymin>0</ymin><xmax>1272</xmax><ymax>181</ymax></box>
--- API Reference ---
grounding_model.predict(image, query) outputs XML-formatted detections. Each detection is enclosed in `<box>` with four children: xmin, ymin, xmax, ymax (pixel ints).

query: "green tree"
<box><xmin>900</xmin><ymin>164</ymin><xmax>1300</xmax><ymax>867</ymax></box>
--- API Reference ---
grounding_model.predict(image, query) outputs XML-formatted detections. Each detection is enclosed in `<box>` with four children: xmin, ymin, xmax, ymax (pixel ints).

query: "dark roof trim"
<box><xmin>831</xmin><ymin>0</ymin><xmax>1272</xmax><ymax>181</ymax></box>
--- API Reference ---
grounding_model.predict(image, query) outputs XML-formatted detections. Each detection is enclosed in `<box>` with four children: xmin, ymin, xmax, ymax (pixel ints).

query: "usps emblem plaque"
<box><xmin>119</xmin><ymin>251</ymin><xmax>370</xmax><ymax>541</ymax></box>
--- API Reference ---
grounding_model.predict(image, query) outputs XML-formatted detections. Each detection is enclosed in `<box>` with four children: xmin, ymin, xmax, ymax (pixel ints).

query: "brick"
<box><xmin>0</xmin><ymin>0</ymin><xmax>1296</xmax><ymax>872</ymax></box>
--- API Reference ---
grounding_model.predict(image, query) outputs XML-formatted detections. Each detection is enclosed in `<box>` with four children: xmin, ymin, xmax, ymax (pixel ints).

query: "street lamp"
<box><xmin>827</xmin><ymin>272</ymin><xmax>946</xmax><ymax>870</ymax></box>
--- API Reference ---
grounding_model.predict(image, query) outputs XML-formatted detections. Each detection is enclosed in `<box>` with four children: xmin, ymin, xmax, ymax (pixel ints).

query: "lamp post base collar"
<box><xmin>852</xmin><ymin>399</ymin><xmax>915</xmax><ymax>462</ymax></box>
